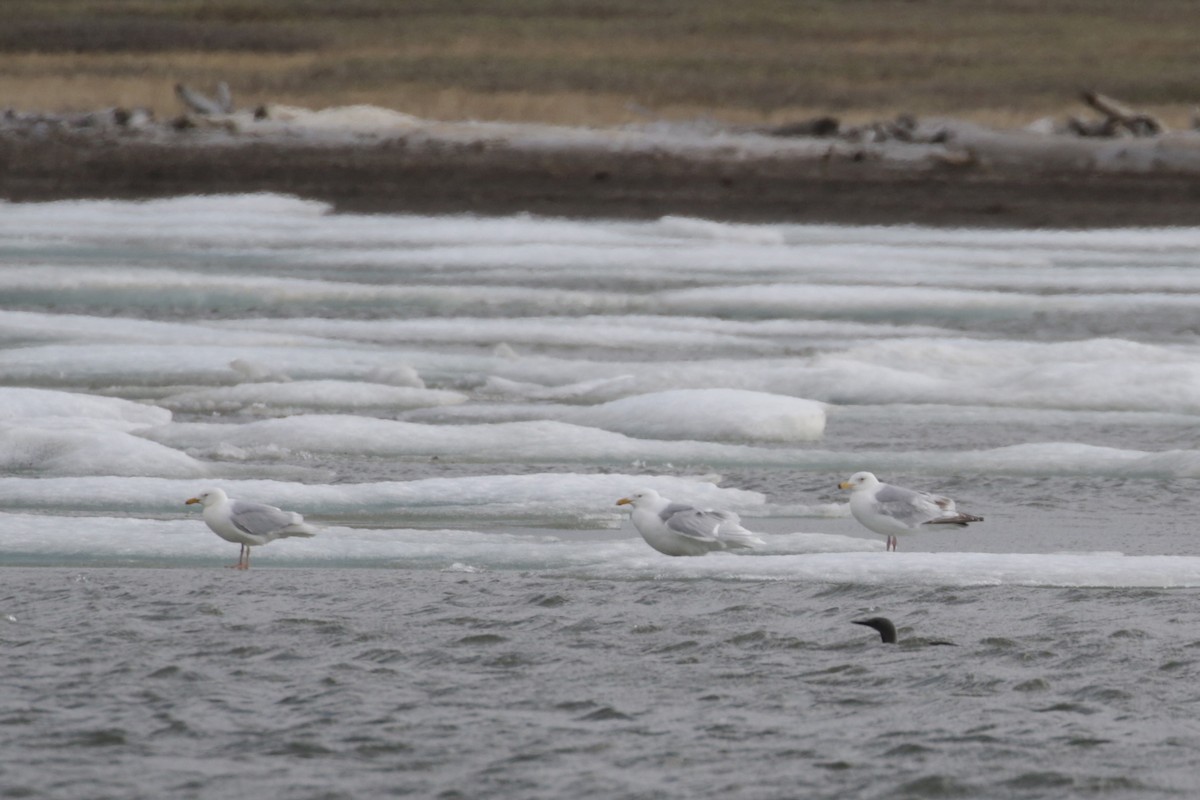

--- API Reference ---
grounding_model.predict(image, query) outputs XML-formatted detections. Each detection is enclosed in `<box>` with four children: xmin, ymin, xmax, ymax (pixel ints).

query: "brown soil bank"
<box><xmin>4</xmin><ymin>121</ymin><xmax>1200</xmax><ymax>228</ymax></box>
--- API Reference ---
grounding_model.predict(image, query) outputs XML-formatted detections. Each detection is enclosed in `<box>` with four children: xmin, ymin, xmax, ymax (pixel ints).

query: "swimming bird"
<box><xmin>185</xmin><ymin>488</ymin><xmax>317</xmax><ymax>569</ymax></box>
<box><xmin>615</xmin><ymin>488</ymin><xmax>764</xmax><ymax>556</ymax></box>
<box><xmin>838</xmin><ymin>471</ymin><xmax>982</xmax><ymax>551</ymax></box>
<box><xmin>852</xmin><ymin>616</ymin><xmax>957</xmax><ymax>646</ymax></box>
<box><xmin>853</xmin><ymin>616</ymin><xmax>900</xmax><ymax>643</ymax></box>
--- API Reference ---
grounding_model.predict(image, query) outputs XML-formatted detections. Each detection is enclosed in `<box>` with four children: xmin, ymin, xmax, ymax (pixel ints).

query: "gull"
<box><xmin>838</xmin><ymin>471</ymin><xmax>982</xmax><ymax>551</ymax></box>
<box><xmin>616</xmin><ymin>488</ymin><xmax>764</xmax><ymax>556</ymax></box>
<box><xmin>185</xmin><ymin>488</ymin><xmax>317</xmax><ymax>569</ymax></box>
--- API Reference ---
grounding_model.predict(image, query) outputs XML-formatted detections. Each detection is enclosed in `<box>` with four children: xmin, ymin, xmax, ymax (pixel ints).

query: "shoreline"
<box><xmin>5</xmin><ymin>115</ymin><xmax>1200</xmax><ymax>228</ymax></box>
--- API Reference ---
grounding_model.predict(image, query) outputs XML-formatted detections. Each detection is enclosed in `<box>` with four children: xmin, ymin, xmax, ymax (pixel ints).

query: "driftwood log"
<box><xmin>174</xmin><ymin>82</ymin><xmax>234</xmax><ymax>116</ymax></box>
<box><xmin>761</xmin><ymin>113</ymin><xmax>951</xmax><ymax>144</ymax></box>
<box><xmin>1078</xmin><ymin>90</ymin><xmax>1164</xmax><ymax>137</ymax></box>
<box><xmin>764</xmin><ymin>115</ymin><xmax>840</xmax><ymax>138</ymax></box>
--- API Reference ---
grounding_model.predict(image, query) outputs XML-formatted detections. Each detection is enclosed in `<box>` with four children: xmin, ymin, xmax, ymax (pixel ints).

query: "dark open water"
<box><xmin>4</xmin><ymin>568</ymin><xmax>1200</xmax><ymax>799</ymax></box>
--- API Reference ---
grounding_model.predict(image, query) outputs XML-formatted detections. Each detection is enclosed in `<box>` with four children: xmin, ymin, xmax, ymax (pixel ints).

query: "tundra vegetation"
<box><xmin>2</xmin><ymin>0</ymin><xmax>1197</xmax><ymax>128</ymax></box>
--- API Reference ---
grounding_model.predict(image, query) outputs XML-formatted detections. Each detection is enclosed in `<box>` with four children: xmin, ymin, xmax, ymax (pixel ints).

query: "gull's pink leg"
<box><xmin>226</xmin><ymin>544</ymin><xmax>245</xmax><ymax>569</ymax></box>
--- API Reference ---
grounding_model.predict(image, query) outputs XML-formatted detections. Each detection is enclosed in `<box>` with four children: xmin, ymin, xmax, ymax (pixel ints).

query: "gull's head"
<box><xmin>616</xmin><ymin>488</ymin><xmax>662</xmax><ymax>509</ymax></box>
<box><xmin>185</xmin><ymin>488</ymin><xmax>228</xmax><ymax>508</ymax></box>
<box><xmin>838</xmin><ymin>472</ymin><xmax>879</xmax><ymax>492</ymax></box>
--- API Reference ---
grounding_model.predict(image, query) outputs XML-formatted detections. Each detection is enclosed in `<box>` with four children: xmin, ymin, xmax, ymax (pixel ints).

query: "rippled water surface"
<box><xmin>5</xmin><ymin>570</ymin><xmax>1200</xmax><ymax>799</ymax></box>
<box><xmin>2</xmin><ymin>196</ymin><xmax>1200</xmax><ymax>797</ymax></box>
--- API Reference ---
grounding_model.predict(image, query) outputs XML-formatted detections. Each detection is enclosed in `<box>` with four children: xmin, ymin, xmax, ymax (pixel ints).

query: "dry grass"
<box><xmin>3</xmin><ymin>0</ymin><xmax>1199</xmax><ymax>127</ymax></box>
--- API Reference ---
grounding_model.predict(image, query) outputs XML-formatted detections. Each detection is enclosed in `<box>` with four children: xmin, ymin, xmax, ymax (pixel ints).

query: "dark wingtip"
<box><xmin>924</xmin><ymin>512</ymin><xmax>984</xmax><ymax>527</ymax></box>
<box><xmin>852</xmin><ymin>616</ymin><xmax>897</xmax><ymax>644</ymax></box>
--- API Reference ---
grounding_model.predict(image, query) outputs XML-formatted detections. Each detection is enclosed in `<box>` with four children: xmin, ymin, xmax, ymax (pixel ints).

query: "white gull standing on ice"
<box><xmin>185</xmin><ymin>487</ymin><xmax>318</xmax><ymax>569</ymax></box>
<box><xmin>838</xmin><ymin>471</ymin><xmax>982</xmax><ymax>552</ymax></box>
<box><xmin>616</xmin><ymin>488</ymin><xmax>764</xmax><ymax>556</ymax></box>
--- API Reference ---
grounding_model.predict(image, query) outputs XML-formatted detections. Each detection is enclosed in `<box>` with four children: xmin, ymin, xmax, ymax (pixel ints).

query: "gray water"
<box><xmin>3</xmin><ymin>570</ymin><xmax>1199</xmax><ymax>799</ymax></box>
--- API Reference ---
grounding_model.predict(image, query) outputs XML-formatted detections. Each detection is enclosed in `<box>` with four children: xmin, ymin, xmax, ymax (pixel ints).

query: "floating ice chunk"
<box><xmin>245</xmin><ymin>316</ymin><xmax>783</xmax><ymax>353</ymax></box>
<box><xmin>658</xmin><ymin>284</ymin><xmax>1200</xmax><ymax>327</ymax></box>
<box><xmin>482</xmin><ymin>374</ymin><xmax>635</xmax><ymax>402</ymax></box>
<box><xmin>655</xmin><ymin>215</ymin><xmax>787</xmax><ymax>245</ymax></box>
<box><xmin>965</xmin><ymin>441</ymin><xmax>1200</xmax><ymax>478</ymax></box>
<box><xmin>494</xmin><ymin>342</ymin><xmax>519</xmax><ymax>359</ymax></box>
<box><xmin>10</xmin><ymin>336</ymin><xmax>1200</xmax><ymax>418</ymax></box>
<box><xmin>0</xmin><ymin>310</ymin><xmax>346</xmax><ymax>350</ymax></box>
<box><xmin>140</xmin><ymin>415</ymin><xmax>784</xmax><ymax>465</ymax></box>
<box><xmin>365</xmin><ymin>364</ymin><xmax>425</xmax><ymax>389</ymax></box>
<box><xmin>0</xmin><ymin>194</ymin><xmax>332</xmax><ymax>245</ymax></box>
<box><xmin>0</xmin><ymin>343</ymin><xmax>470</xmax><ymax>388</ymax></box>
<box><xmin>587</xmin><ymin>550</ymin><xmax>1200</xmax><ymax>588</ymax></box>
<box><xmin>568</xmin><ymin>389</ymin><xmax>826</xmax><ymax>442</ymax></box>
<box><xmin>0</xmin><ymin>473</ymin><xmax>764</xmax><ymax>521</ymax></box>
<box><xmin>159</xmin><ymin>380</ymin><xmax>467</xmax><ymax>414</ymax></box>
<box><xmin>0</xmin><ymin>266</ymin><xmax>629</xmax><ymax>318</ymax></box>
<box><xmin>0</xmin><ymin>387</ymin><xmax>169</xmax><ymax>429</ymax></box>
<box><xmin>138</xmin><ymin>411</ymin><xmax>1200</xmax><ymax>475</ymax></box>
<box><xmin>442</xmin><ymin>562</ymin><xmax>486</xmax><ymax>574</ymax></box>
<box><xmin>483</xmin><ymin>376</ymin><xmax>558</xmax><ymax>398</ymax></box>
<box><xmin>754</xmin><ymin>532</ymin><xmax>883</xmax><ymax>554</ymax></box>
<box><xmin>973</xmin><ymin>442</ymin><xmax>1143</xmax><ymax>474</ymax></box>
<box><xmin>759</xmin><ymin>502</ymin><xmax>851</xmax><ymax>519</ymax></box>
<box><xmin>229</xmin><ymin>358</ymin><xmax>291</xmax><ymax>382</ymax></box>
<box><xmin>0</xmin><ymin>422</ymin><xmax>205</xmax><ymax>478</ymax></box>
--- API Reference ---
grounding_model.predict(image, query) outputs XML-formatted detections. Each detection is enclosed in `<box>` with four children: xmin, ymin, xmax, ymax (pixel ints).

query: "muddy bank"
<box><xmin>3</xmin><ymin>113</ymin><xmax>1200</xmax><ymax>228</ymax></box>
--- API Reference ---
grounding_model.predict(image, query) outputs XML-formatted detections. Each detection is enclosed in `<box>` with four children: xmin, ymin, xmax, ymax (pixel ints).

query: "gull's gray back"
<box><xmin>872</xmin><ymin>483</ymin><xmax>948</xmax><ymax>526</ymax></box>
<box><xmin>661</xmin><ymin>503</ymin><xmax>727</xmax><ymax>541</ymax></box>
<box><xmin>229</xmin><ymin>501</ymin><xmax>297</xmax><ymax>537</ymax></box>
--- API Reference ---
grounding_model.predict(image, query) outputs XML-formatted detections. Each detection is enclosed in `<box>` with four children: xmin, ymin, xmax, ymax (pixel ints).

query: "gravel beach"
<box><xmin>5</xmin><ymin>110</ymin><xmax>1200</xmax><ymax>228</ymax></box>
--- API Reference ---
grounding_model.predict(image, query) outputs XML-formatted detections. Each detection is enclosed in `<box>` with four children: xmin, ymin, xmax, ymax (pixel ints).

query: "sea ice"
<box><xmin>566</xmin><ymin>388</ymin><xmax>826</xmax><ymax>442</ymax></box>
<box><xmin>159</xmin><ymin>380</ymin><xmax>467</xmax><ymax>414</ymax></box>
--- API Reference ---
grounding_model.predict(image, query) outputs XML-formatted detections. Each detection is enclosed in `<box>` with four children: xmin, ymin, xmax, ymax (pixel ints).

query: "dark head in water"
<box><xmin>853</xmin><ymin>616</ymin><xmax>898</xmax><ymax>643</ymax></box>
<box><xmin>852</xmin><ymin>616</ymin><xmax>957</xmax><ymax>646</ymax></box>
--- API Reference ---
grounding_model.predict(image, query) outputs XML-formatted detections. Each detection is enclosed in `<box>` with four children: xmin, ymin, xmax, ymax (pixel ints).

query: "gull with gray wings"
<box><xmin>616</xmin><ymin>488</ymin><xmax>764</xmax><ymax>556</ymax></box>
<box><xmin>838</xmin><ymin>472</ymin><xmax>982</xmax><ymax>551</ymax></box>
<box><xmin>186</xmin><ymin>487</ymin><xmax>318</xmax><ymax>569</ymax></box>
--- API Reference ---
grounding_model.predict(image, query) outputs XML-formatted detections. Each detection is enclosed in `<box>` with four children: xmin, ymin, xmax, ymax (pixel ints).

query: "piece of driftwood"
<box><xmin>764</xmin><ymin>116</ymin><xmax>840</xmax><ymax>138</ymax></box>
<box><xmin>175</xmin><ymin>82</ymin><xmax>234</xmax><ymax>116</ymax></box>
<box><xmin>1079</xmin><ymin>90</ymin><xmax>1163</xmax><ymax>136</ymax></box>
<box><xmin>839</xmin><ymin>114</ymin><xmax>949</xmax><ymax>145</ymax></box>
<box><xmin>0</xmin><ymin>107</ymin><xmax>153</xmax><ymax>133</ymax></box>
<box><xmin>1065</xmin><ymin>115</ymin><xmax>1119</xmax><ymax>137</ymax></box>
